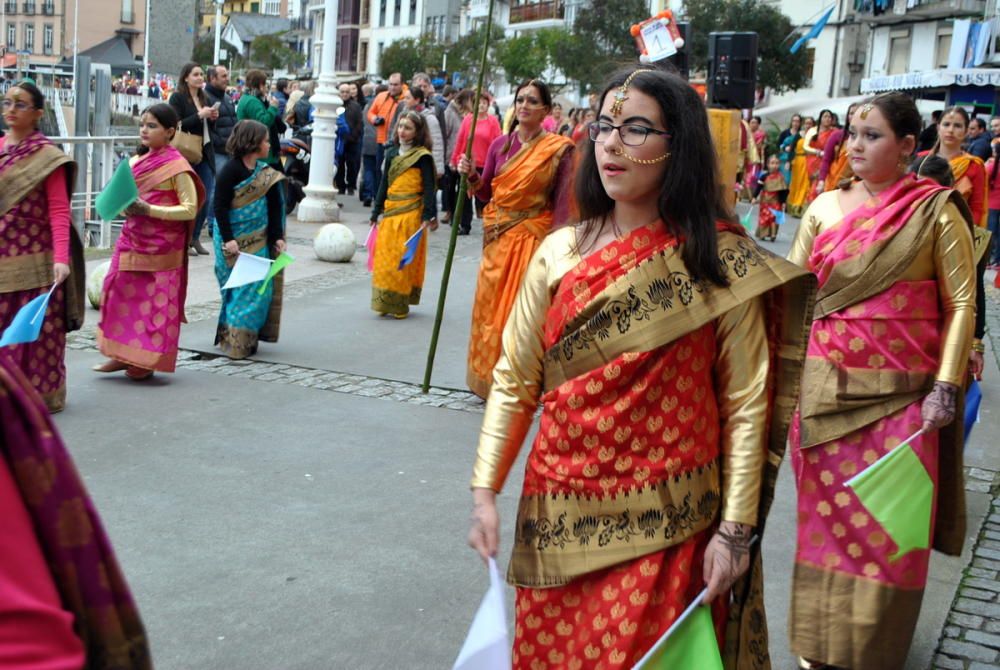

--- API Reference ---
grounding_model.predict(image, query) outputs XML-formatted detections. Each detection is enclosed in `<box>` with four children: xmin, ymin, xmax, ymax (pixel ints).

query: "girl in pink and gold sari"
<box><xmin>94</xmin><ymin>104</ymin><xmax>205</xmax><ymax>380</ymax></box>
<box><xmin>788</xmin><ymin>92</ymin><xmax>975</xmax><ymax>670</ymax></box>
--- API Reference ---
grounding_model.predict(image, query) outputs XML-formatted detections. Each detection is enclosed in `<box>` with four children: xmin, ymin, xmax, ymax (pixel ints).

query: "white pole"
<box><xmin>214</xmin><ymin>0</ymin><xmax>222</xmax><ymax>64</ymax></box>
<box><xmin>72</xmin><ymin>0</ymin><xmax>78</xmax><ymax>90</ymax></box>
<box><xmin>296</xmin><ymin>0</ymin><xmax>341</xmax><ymax>223</ymax></box>
<box><xmin>142</xmin><ymin>0</ymin><xmax>151</xmax><ymax>87</ymax></box>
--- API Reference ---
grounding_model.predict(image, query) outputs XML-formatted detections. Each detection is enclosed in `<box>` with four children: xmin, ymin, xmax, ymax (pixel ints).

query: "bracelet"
<box><xmin>467</xmin><ymin>172</ymin><xmax>480</xmax><ymax>185</ymax></box>
<box><xmin>972</xmin><ymin>340</ymin><xmax>985</xmax><ymax>354</ymax></box>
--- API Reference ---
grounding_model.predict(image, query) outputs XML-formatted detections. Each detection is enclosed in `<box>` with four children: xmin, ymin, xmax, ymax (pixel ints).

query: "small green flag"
<box><xmin>740</xmin><ymin>207</ymin><xmax>753</xmax><ymax>231</ymax></box>
<box><xmin>637</xmin><ymin>606</ymin><xmax>722</xmax><ymax>670</ymax></box>
<box><xmin>846</xmin><ymin>438</ymin><xmax>932</xmax><ymax>561</ymax></box>
<box><xmin>95</xmin><ymin>161</ymin><xmax>139</xmax><ymax>222</ymax></box>
<box><xmin>256</xmin><ymin>252</ymin><xmax>295</xmax><ymax>295</ymax></box>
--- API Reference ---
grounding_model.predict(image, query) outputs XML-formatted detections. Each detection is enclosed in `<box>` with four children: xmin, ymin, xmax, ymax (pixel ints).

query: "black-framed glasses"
<box><xmin>588</xmin><ymin>121</ymin><xmax>669</xmax><ymax>147</ymax></box>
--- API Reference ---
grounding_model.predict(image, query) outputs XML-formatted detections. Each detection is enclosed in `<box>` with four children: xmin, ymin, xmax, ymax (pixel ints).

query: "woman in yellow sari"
<box><xmin>787</xmin><ymin>116</ymin><xmax>815</xmax><ymax>217</ymax></box>
<box><xmin>368</xmin><ymin>111</ymin><xmax>438</xmax><ymax>318</ymax></box>
<box><xmin>457</xmin><ymin>79</ymin><xmax>574</xmax><ymax>398</ymax></box>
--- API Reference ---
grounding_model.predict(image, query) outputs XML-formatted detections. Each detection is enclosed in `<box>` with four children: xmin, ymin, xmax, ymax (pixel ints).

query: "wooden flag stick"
<box><xmin>421</xmin><ymin>0</ymin><xmax>497</xmax><ymax>394</ymax></box>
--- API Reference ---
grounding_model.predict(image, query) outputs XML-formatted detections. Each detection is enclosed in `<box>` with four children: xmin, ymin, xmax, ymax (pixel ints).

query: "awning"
<box><xmin>861</xmin><ymin>68</ymin><xmax>1000</xmax><ymax>94</ymax></box>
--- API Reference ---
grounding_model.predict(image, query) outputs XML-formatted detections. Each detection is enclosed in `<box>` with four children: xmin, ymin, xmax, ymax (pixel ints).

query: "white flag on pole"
<box><xmin>452</xmin><ymin>558</ymin><xmax>511</xmax><ymax>670</ymax></box>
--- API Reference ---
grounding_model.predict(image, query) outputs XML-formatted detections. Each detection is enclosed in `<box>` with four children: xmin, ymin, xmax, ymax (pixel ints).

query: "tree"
<box><xmin>681</xmin><ymin>0</ymin><xmax>811</xmax><ymax>94</ymax></box>
<box><xmin>494</xmin><ymin>28</ymin><xmax>566</xmax><ymax>86</ymax></box>
<box><xmin>379</xmin><ymin>37</ymin><xmax>444</xmax><ymax>79</ymax></box>
<box><xmin>551</xmin><ymin>0</ymin><xmax>649</xmax><ymax>94</ymax></box>
<box><xmin>249</xmin><ymin>33</ymin><xmax>304</xmax><ymax>71</ymax></box>
<box><xmin>191</xmin><ymin>36</ymin><xmax>243</xmax><ymax>68</ymax></box>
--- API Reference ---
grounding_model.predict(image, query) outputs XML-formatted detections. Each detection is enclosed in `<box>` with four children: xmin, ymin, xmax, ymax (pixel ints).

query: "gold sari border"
<box><xmin>508</xmin><ymin>463</ymin><xmax>720</xmax><ymax>587</ymax></box>
<box><xmin>97</xmin><ymin>328</ymin><xmax>177</xmax><ymax>373</ymax></box>
<box><xmin>118</xmin><ymin>249</ymin><xmax>185</xmax><ymax>273</ymax></box>
<box><xmin>231</xmin><ymin>166</ymin><xmax>285</xmax><ymax>210</ymax></box>
<box><xmin>387</xmin><ymin>147</ymin><xmax>431</xmax><ymax>185</ymax></box>
<box><xmin>0</xmin><ymin>252</ymin><xmax>52</xmax><ymax>293</ymax></box>
<box><xmin>543</xmin><ymin>233</ymin><xmax>814</xmax><ymax>392</ymax></box>
<box><xmin>0</xmin><ymin>146</ymin><xmax>75</xmax><ymax>219</ymax></box>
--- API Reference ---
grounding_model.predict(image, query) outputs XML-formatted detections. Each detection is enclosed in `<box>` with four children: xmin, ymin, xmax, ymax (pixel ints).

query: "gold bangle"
<box><xmin>972</xmin><ymin>340</ymin><xmax>985</xmax><ymax>354</ymax></box>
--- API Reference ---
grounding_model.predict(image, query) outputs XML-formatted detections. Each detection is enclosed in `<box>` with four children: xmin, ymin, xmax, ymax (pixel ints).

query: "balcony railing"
<box><xmin>509</xmin><ymin>0</ymin><xmax>564</xmax><ymax>24</ymax></box>
<box><xmin>854</xmin><ymin>0</ymin><xmax>984</xmax><ymax>21</ymax></box>
<box><xmin>22</xmin><ymin>1</ymin><xmax>35</xmax><ymax>14</ymax></box>
<box><xmin>3</xmin><ymin>1</ymin><xmax>16</xmax><ymax>13</ymax></box>
<box><xmin>42</xmin><ymin>1</ymin><xmax>53</xmax><ymax>14</ymax></box>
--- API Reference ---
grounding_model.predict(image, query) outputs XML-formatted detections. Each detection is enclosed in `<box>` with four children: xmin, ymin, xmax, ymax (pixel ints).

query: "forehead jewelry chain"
<box><xmin>610</xmin><ymin>69</ymin><xmax>653</xmax><ymax>117</ymax></box>
<box><xmin>859</xmin><ymin>102</ymin><xmax>875</xmax><ymax>120</ymax></box>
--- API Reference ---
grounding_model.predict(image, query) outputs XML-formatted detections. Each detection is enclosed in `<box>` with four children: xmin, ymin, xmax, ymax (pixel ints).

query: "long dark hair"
<box><xmin>503</xmin><ymin>79</ymin><xmax>553</xmax><ymax>153</ymax></box>
<box><xmin>575</xmin><ymin>67</ymin><xmax>733</xmax><ymax>287</ymax></box>
<box><xmin>910</xmin><ymin>154</ymin><xmax>954</xmax><ymax>186</ymax></box>
<box><xmin>840</xmin><ymin>92</ymin><xmax>921</xmax><ymax>190</ymax></box>
<box><xmin>931</xmin><ymin>105</ymin><xmax>970</xmax><ymax>156</ymax></box>
<box><xmin>394</xmin><ymin>110</ymin><xmax>432</xmax><ymax>150</ymax></box>
<box><xmin>835</xmin><ymin>103</ymin><xmax>860</xmax><ymax>154</ymax></box>
<box><xmin>177</xmin><ymin>61</ymin><xmax>208</xmax><ymax>107</ymax></box>
<box><xmin>226</xmin><ymin>119</ymin><xmax>268</xmax><ymax>159</ymax></box>
<box><xmin>137</xmin><ymin>103</ymin><xmax>179</xmax><ymax>155</ymax></box>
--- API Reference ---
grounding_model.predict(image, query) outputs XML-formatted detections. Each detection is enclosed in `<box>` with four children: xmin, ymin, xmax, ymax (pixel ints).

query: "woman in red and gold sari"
<box><xmin>921</xmin><ymin>106</ymin><xmax>988</xmax><ymax>228</ymax></box>
<box><xmin>805</xmin><ymin>109</ymin><xmax>836</xmax><ymax>204</ymax></box>
<box><xmin>467</xmin><ymin>68</ymin><xmax>815</xmax><ymax>669</ymax></box>
<box><xmin>94</xmin><ymin>103</ymin><xmax>205</xmax><ymax>380</ymax></box>
<box><xmin>0</xmin><ymin>81</ymin><xmax>85</xmax><ymax>413</ymax></box>
<box><xmin>787</xmin><ymin>92</ymin><xmax>975</xmax><ymax>670</ymax></box>
<box><xmin>819</xmin><ymin>103</ymin><xmax>859</xmax><ymax>193</ymax></box>
<box><xmin>457</xmin><ymin>79</ymin><xmax>575</xmax><ymax>398</ymax></box>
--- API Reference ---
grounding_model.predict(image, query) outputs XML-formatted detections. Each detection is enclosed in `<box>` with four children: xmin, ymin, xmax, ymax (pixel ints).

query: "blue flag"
<box><xmin>0</xmin><ymin>286</ymin><xmax>55</xmax><ymax>348</ymax></box>
<box><xmin>769</xmin><ymin>208</ymin><xmax>786</xmax><ymax>226</ymax></box>
<box><xmin>790</xmin><ymin>5</ymin><xmax>835</xmax><ymax>54</ymax></box>
<box><xmin>398</xmin><ymin>226</ymin><xmax>426</xmax><ymax>270</ymax></box>
<box><xmin>965</xmin><ymin>379</ymin><xmax>982</xmax><ymax>445</ymax></box>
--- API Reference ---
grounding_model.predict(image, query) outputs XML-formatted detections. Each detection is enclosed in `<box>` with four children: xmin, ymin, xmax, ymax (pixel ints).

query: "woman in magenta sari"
<box><xmin>787</xmin><ymin>92</ymin><xmax>975</xmax><ymax>669</ymax></box>
<box><xmin>0</xmin><ymin>81</ymin><xmax>85</xmax><ymax>413</ymax></box>
<box><xmin>94</xmin><ymin>103</ymin><xmax>205</xmax><ymax>380</ymax></box>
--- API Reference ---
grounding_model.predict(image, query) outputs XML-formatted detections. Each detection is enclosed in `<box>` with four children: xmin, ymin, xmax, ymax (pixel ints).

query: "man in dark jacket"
<box><xmin>967</xmin><ymin>117</ymin><xmax>993</xmax><ymax>161</ymax></box>
<box><xmin>335</xmin><ymin>82</ymin><xmax>363</xmax><ymax>196</ymax></box>
<box><xmin>205</xmin><ymin>65</ymin><xmax>237</xmax><ymax>173</ymax></box>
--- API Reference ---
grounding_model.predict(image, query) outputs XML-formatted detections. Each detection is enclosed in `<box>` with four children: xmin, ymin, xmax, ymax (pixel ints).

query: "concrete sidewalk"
<box><xmin>54</xmin><ymin>199</ymin><xmax>998</xmax><ymax>669</ymax></box>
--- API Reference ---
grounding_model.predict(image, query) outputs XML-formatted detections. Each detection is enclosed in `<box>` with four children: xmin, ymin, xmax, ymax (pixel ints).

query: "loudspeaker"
<box><xmin>666</xmin><ymin>22</ymin><xmax>691</xmax><ymax>81</ymax></box>
<box><xmin>707</xmin><ymin>32</ymin><xmax>758</xmax><ymax>110</ymax></box>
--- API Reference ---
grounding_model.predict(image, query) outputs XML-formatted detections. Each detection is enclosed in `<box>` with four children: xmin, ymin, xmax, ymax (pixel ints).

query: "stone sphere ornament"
<box><xmin>313</xmin><ymin>223</ymin><xmax>357</xmax><ymax>263</ymax></box>
<box><xmin>86</xmin><ymin>260</ymin><xmax>111</xmax><ymax>309</ymax></box>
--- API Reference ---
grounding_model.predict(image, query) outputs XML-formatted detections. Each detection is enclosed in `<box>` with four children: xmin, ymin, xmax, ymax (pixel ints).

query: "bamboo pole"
<box><xmin>421</xmin><ymin>0</ymin><xmax>497</xmax><ymax>394</ymax></box>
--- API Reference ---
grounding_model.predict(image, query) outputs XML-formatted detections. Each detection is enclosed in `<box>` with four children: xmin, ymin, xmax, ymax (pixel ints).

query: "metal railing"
<box><xmin>51</xmin><ymin>135</ymin><xmax>142</xmax><ymax>248</ymax></box>
<box><xmin>3</xmin><ymin>0</ymin><xmax>15</xmax><ymax>13</ymax></box>
<box><xmin>42</xmin><ymin>0</ymin><xmax>53</xmax><ymax>14</ymax></box>
<box><xmin>22</xmin><ymin>0</ymin><xmax>34</xmax><ymax>14</ymax></box>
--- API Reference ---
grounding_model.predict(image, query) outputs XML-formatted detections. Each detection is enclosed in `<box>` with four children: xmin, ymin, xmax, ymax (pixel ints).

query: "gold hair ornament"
<box><xmin>610</xmin><ymin>69</ymin><xmax>654</xmax><ymax>117</ymax></box>
<box><xmin>859</xmin><ymin>103</ymin><xmax>874</xmax><ymax>120</ymax></box>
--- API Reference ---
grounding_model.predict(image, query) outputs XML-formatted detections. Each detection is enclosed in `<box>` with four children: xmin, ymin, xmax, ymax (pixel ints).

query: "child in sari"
<box><xmin>753</xmin><ymin>154</ymin><xmax>788</xmax><ymax>242</ymax></box>
<box><xmin>368</xmin><ymin>110</ymin><xmax>438</xmax><ymax>318</ymax></box>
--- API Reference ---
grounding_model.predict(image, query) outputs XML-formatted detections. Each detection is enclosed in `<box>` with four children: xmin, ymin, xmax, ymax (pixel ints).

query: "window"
<box><xmin>361</xmin><ymin>1</ymin><xmax>369</xmax><ymax>25</ymax></box>
<box><xmin>263</xmin><ymin>0</ymin><xmax>279</xmax><ymax>14</ymax></box>
<box><xmin>888</xmin><ymin>29</ymin><xmax>911</xmax><ymax>75</ymax></box>
<box><xmin>43</xmin><ymin>23</ymin><xmax>52</xmax><ymax>53</ymax></box>
<box><xmin>250</xmin><ymin>1</ymin><xmax>259</xmax><ymax>12</ymax></box>
<box><xmin>379</xmin><ymin>0</ymin><xmax>385</xmax><ymax>26</ymax></box>
<box><xmin>394</xmin><ymin>0</ymin><xmax>400</xmax><ymax>26</ymax></box>
<box><xmin>6</xmin><ymin>23</ymin><xmax>15</xmax><ymax>49</ymax></box>
<box><xmin>121</xmin><ymin>0</ymin><xmax>134</xmax><ymax>23</ymax></box>
<box><xmin>359</xmin><ymin>39</ymin><xmax>368</xmax><ymax>72</ymax></box>
<box><xmin>24</xmin><ymin>23</ymin><xmax>33</xmax><ymax>52</ymax></box>
<box><xmin>409</xmin><ymin>0</ymin><xmax>416</xmax><ymax>25</ymax></box>
<box><xmin>935</xmin><ymin>27</ymin><xmax>952</xmax><ymax>69</ymax></box>
<box><xmin>805</xmin><ymin>47</ymin><xmax>815</xmax><ymax>83</ymax></box>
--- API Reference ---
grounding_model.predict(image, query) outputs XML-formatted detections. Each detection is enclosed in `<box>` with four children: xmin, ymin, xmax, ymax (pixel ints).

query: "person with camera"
<box><xmin>366</xmin><ymin>72</ymin><xmax>408</xmax><ymax>195</ymax></box>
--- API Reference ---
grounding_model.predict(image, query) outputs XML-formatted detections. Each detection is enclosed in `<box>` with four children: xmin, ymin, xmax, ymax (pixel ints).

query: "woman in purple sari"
<box><xmin>93</xmin><ymin>104</ymin><xmax>204</xmax><ymax>380</ymax></box>
<box><xmin>0</xmin><ymin>81</ymin><xmax>85</xmax><ymax>412</ymax></box>
<box><xmin>0</xmin><ymin>346</ymin><xmax>151</xmax><ymax>667</ymax></box>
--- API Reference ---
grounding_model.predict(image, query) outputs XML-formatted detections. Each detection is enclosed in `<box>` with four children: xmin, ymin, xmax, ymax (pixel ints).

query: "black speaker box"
<box><xmin>707</xmin><ymin>32</ymin><xmax>758</xmax><ymax>109</ymax></box>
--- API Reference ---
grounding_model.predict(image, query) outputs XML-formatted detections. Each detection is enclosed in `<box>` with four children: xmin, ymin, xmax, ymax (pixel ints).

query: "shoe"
<box><xmin>347</xmin><ymin>188</ymin><xmax>355</xmax><ymax>196</ymax></box>
<box><xmin>458</xmin><ymin>228</ymin><xmax>470</xmax><ymax>236</ymax></box>
<box><xmin>188</xmin><ymin>246</ymin><xmax>199</xmax><ymax>257</ymax></box>
<box><xmin>363</xmin><ymin>200</ymin><xmax>372</xmax><ymax>207</ymax></box>
<box><xmin>390</xmin><ymin>313</ymin><xmax>408</xmax><ymax>319</ymax></box>
<box><xmin>192</xmin><ymin>239</ymin><xmax>210</xmax><ymax>255</ymax></box>
<box><xmin>125</xmin><ymin>366</ymin><xmax>154</xmax><ymax>381</ymax></box>
<box><xmin>92</xmin><ymin>359</ymin><xmax>128</xmax><ymax>373</ymax></box>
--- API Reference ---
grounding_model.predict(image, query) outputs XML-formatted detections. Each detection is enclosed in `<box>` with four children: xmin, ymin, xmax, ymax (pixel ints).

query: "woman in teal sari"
<box><xmin>212</xmin><ymin>120</ymin><xmax>287</xmax><ymax>358</ymax></box>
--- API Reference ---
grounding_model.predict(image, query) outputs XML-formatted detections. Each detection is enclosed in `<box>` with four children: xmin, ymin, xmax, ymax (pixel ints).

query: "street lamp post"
<box><xmin>296</xmin><ymin>0</ymin><xmax>341</xmax><ymax>223</ymax></box>
<box><xmin>142</xmin><ymin>0</ymin><xmax>151</xmax><ymax>86</ymax></box>
<box><xmin>214</xmin><ymin>0</ymin><xmax>223</xmax><ymax>63</ymax></box>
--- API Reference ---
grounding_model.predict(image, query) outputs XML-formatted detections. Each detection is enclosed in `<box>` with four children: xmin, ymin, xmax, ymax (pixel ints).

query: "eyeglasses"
<box><xmin>1</xmin><ymin>100</ymin><xmax>36</xmax><ymax>112</ymax></box>
<box><xmin>588</xmin><ymin>121</ymin><xmax>669</xmax><ymax>147</ymax></box>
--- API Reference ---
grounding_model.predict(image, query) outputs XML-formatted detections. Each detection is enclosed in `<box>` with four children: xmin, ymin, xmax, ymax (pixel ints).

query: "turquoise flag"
<box><xmin>95</xmin><ymin>160</ymin><xmax>139</xmax><ymax>221</ymax></box>
<box><xmin>0</xmin><ymin>286</ymin><xmax>55</xmax><ymax>347</ymax></box>
<box><xmin>790</xmin><ymin>5</ymin><xmax>836</xmax><ymax>54</ymax></box>
<box><xmin>740</xmin><ymin>207</ymin><xmax>753</xmax><ymax>231</ymax></box>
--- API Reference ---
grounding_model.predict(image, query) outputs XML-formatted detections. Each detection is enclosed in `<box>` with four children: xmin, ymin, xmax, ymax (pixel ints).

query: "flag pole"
<box><xmin>421</xmin><ymin>0</ymin><xmax>496</xmax><ymax>394</ymax></box>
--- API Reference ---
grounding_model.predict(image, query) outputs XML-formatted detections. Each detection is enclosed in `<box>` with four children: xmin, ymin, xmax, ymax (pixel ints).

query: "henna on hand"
<box><xmin>921</xmin><ymin>380</ymin><xmax>958</xmax><ymax>430</ymax></box>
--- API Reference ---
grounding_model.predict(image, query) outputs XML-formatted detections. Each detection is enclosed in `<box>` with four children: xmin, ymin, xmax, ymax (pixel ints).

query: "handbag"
<box><xmin>171</xmin><ymin>129</ymin><xmax>203</xmax><ymax>165</ymax></box>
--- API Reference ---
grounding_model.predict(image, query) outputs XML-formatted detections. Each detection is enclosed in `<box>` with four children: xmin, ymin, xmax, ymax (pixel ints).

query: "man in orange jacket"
<box><xmin>366</xmin><ymin>72</ymin><xmax>407</xmax><ymax>192</ymax></box>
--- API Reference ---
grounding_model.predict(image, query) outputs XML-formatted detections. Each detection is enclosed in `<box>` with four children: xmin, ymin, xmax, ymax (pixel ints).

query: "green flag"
<box><xmin>256</xmin><ymin>252</ymin><xmax>295</xmax><ymax>295</ymax></box>
<box><xmin>846</xmin><ymin>439</ymin><xmax>932</xmax><ymax>561</ymax></box>
<box><xmin>637</xmin><ymin>606</ymin><xmax>722</xmax><ymax>670</ymax></box>
<box><xmin>95</xmin><ymin>161</ymin><xmax>139</xmax><ymax>222</ymax></box>
<box><xmin>740</xmin><ymin>207</ymin><xmax>753</xmax><ymax>231</ymax></box>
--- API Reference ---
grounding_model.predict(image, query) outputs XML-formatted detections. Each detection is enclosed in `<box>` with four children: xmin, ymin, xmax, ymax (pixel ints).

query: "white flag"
<box><xmin>222</xmin><ymin>252</ymin><xmax>273</xmax><ymax>290</ymax></box>
<box><xmin>453</xmin><ymin>558</ymin><xmax>510</xmax><ymax>670</ymax></box>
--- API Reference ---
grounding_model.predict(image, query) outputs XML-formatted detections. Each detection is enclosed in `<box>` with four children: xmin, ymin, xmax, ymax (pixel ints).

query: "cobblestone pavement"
<box><xmin>68</xmin><ymin>259</ymin><xmax>489</xmax><ymax>414</ymax></box>
<box><xmin>934</xmin><ymin>283</ymin><xmax>1000</xmax><ymax>670</ymax></box>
